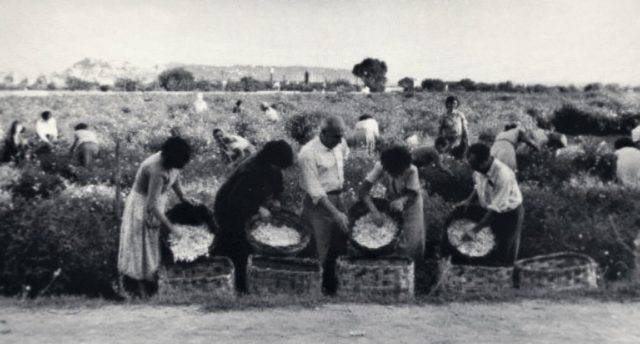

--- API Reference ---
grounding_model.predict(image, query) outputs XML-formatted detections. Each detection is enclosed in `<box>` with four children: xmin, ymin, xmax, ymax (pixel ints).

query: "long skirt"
<box><xmin>395</xmin><ymin>194</ymin><xmax>425</xmax><ymax>262</ymax></box>
<box><xmin>118</xmin><ymin>190</ymin><xmax>167</xmax><ymax>281</ymax></box>
<box><xmin>491</xmin><ymin>140</ymin><xmax>517</xmax><ymax>172</ymax></box>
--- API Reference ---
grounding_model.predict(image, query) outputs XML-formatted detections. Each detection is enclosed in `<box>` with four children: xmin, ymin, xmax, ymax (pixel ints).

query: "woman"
<box><xmin>490</xmin><ymin>123</ymin><xmax>539</xmax><ymax>172</ymax></box>
<box><xmin>35</xmin><ymin>111</ymin><xmax>58</xmax><ymax>145</ymax></box>
<box><xmin>359</xmin><ymin>144</ymin><xmax>425</xmax><ymax>263</ymax></box>
<box><xmin>213</xmin><ymin>128</ymin><xmax>255</xmax><ymax>169</ymax></box>
<box><xmin>213</xmin><ymin>140</ymin><xmax>294</xmax><ymax>292</ymax></box>
<box><xmin>2</xmin><ymin>121</ymin><xmax>28</xmax><ymax>164</ymax></box>
<box><xmin>69</xmin><ymin>123</ymin><xmax>99</xmax><ymax>167</ymax></box>
<box><xmin>117</xmin><ymin>136</ymin><xmax>192</xmax><ymax>298</ymax></box>
<box><xmin>438</xmin><ymin>96</ymin><xmax>469</xmax><ymax>159</ymax></box>
<box><xmin>353</xmin><ymin>114</ymin><xmax>380</xmax><ymax>155</ymax></box>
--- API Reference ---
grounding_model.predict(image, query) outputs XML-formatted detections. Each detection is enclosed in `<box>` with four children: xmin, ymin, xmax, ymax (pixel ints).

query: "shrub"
<box><xmin>421</xmin><ymin>79</ymin><xmax>446</xmax><ymax>92</ymax></box>
<box><xmin>114</xmin><ymin>78</ymin><xmax>142</xmax><ymax>92</ymax></box>
<box><xmin>0</xmin><ymin>192</ymin><xmax>122</xmax><ymax>297</ymax></box>
<box><xmin>551</xmin><ymin>104</ymin><xmax>640</xmax><ymax>136</ymax></box>
<box><xmin>158</xmin><ymin>68</ymin><xmax>195</xmax><ymax>91</ymax></box>
<box><xmin>65</xmin><ymin>77</ymin><xmax>98</xmax><ymax>91</ymax></box>
<box><xmin>398</xmin><ymin>77</ymin><xmax>415</xmax><ymax>92</ymax></box>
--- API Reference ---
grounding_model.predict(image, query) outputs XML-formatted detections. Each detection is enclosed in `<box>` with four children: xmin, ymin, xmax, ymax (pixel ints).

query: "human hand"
<box><xmin>169</xmin><ymin>225</ymin><xmax>183</xmax><ymax>240</ymax></box>
<box><xmin>258</xmin><ymin>206</ymin><xmax>271</xmax><ymax>219</ymax></box>
<box><xmin>371</xmin><ymin>211</ymin><xmax>385</xmax><ymax>227</ymax></box>
<box><xmin>390</xmin><ymin>199</ymin><xmax>405</xmax><ymax>212</ymax></box>
<box><xmin>334</xmin><ymin>211</ymin><xmax>350</xmax><ymax>233</ymax></box>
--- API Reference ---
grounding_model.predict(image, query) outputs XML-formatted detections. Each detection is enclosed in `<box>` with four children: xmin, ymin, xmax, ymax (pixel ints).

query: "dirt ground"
<box><xmin>1</xmin><ymin>300</ymin><xmax>639</xmax><ymax>344</ymax></box>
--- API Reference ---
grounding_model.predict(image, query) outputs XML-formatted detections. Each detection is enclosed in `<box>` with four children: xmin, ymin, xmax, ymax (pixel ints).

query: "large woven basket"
<box><xmin>245</xmin><ymin>209</ymin><xmax>311</xmax><ymax>256</ymax></box>
<box><xmin>514</xmin><ymin>252</ymin><xmax>598</xmax><ymax>291</ymax></box>
<box><xmin>246</xmin><ymin>255</ymin><xmax>322</xmax><ymax>295</ymax></box>
<box><xmin>336</xmin><ymin>256</ymin><xmax>414</xmax><ymax>300</ymax></box>
<box><xmin>158</xmin><ymin>256</ymin><xmax>235</xmax><ymax>298</ymax></box>
<box><xmin>347</xmin><ymin>198</ymin><xmax>403</xmax><ymax>257</ymax></box>
<box><xmin>440</xmin><ymin>259</ymin><xmax>514</xmax><ymax>294</ymax></box>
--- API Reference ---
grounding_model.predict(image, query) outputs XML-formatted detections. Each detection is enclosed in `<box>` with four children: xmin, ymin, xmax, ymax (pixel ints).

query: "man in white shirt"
<box><xmin>453</xmin><ymin>143</ymin><xmax>524</xmax><ymax>266</ymax></box>
<box><xmin>353</xmin><ymin>114</ymin><xmax>379</xmax><ymax>155</ymax></box>
<box><xmin>299</xmin><ymin>116</ymin><xmax>350</xmax><ymax>294</ymax></box>
<box><xmin>36</xmin><ymin>111</ymin><xmax>58</xmax><ymax>145</ymax></box>
<box><xmin>614</xmin><ymin>137</ymin><xmax>640</xmax><ymax>188</ymax></box>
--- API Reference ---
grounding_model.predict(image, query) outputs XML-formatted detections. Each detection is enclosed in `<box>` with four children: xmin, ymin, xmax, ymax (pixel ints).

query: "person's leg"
<box><xmin>489</xmin><ymin>206</ymin><xmax>523</xmax><ymax>266</ymax></box>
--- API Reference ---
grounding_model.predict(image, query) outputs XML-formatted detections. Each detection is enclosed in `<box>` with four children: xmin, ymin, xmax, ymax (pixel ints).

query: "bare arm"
<box><xmin>69</xmin><ymin>137</ymin><xmax>79</xmax><ymax>155</ymax></box>
<box><xmin>171</xmin><ymin>176</ymin><xmax>187</xmax><ymax>203</ymax></box>
<box><xmin>358</xmin><ymin>180</ymin><xmax>380</xmax><ymax>215</ymax></box>
<box><xmin>146</xmin><ymin>171</ymin><xmax>175</xmax><ymax>232</ymax></box>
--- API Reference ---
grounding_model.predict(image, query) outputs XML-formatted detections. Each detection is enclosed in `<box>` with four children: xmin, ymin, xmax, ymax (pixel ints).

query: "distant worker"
<box><xmin>438</xmin><ymin>96</ymin><xmax>469</xmax><ymax>159</ymax></box>
<box><xmin>353</xmin><ymin>114</ymin><xmax>379</xmax><ymax>154</ymax></box>
<box><xmin>260</xmin><ymin>102</ymin><xmax>280</xmax><ymax>122</ymax></box>
<box><xmin>613</xmin><ymin>137</ymin><xmax>640</xmax><ymax>188</ymax></box>
<box><xmin>411</xmin><ymin>137</ymin><xmax>454</xmax><ymax>177</ymax></box>
<box><xmin>490</xmin><ymin>123</ymin><xmax>539</xmax><ymax>172</ymax></box>
<box><xmin>232</xmin><ymin>100</ymin><xmax>243</xmax><ymax>115</ymax></box>
<box><xmin>36</xmin><ymin>111</ymin><xmax>58</xmax><ymax>146</ymax></box>
<box><xmin>2</xmin><ymin>120</ymin><xmax>28</xmax><ymax>164</ymax></box>
<box><xmin>69</xmin><ymin>123</ymin><xmax>100</xmax><ymax>167</ymax></box>
<box><xmin>193</xmin><ymin>93</ymin><xmax>208</xmax><ymax>113</ymax></box>
<box><xmin>213</xmin><ymin>128</ymin><xmax>255</xmax><ymax>168</ymax></box>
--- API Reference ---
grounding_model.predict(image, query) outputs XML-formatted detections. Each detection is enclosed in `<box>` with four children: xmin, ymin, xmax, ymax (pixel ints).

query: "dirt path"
<box><xmin>1</xmin><ymin>300</ymin><xmax>639</xmax><ymax>344</ymax></box>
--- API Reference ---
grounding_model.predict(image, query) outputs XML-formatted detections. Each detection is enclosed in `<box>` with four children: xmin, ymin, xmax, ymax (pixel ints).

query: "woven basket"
<box><xmin>336</xmin><ymin>256</ymin><xmax>414</xmax><ymax>300</ymax></box>
<box><xmin>347</xmin><ymin>198</ymin><xmax>404</xmax><ymax>257</ymax></box>
<box><xmin>514</xmin><ymin>252</ymin><xmax>598</xmax><ymax>291</ymax></box>
<box><xmin>440</xmin><ymin>259</ymin><xmax>514</xmax><ymax>294</ymax></box>
<box><xmin>158</xmin><ymin>256</ymin><xmax>235</xmax><ymax>297</ymax></box>
<box><xmin>246</xmin><ymin>255</ymin><xmax>322</xmax><ymax>295</ymax></box>
<box><xmin>245</xmin><ymin>209</ymin><xmax>311</xmax><ymax>256</ymax></box>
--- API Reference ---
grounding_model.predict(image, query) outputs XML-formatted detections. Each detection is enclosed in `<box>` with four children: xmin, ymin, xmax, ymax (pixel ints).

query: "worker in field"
<box><xmin>213</xmin><ymin>140</ymin><xmax>294</xmax><ymax>292</ymax></box>
<box><xmin>260</xmin><ymin>102</ymin><xmax>281</xmax><ymax>122</ymax></box>
<box><xmin>490</xmin><ymin>123</ymin><xmax>539</xmax><ymax>173</ymax></box>
<box><xmin>613</xmin><ymin>137</ymin><xmax>640</xmax><ymax>188</ymax></box>
<box><xmin>411</xmin><ymin>137</ymin><xmax>454</xmax><ymax>177</ymax></box>
<box><xmin>449</xmin><ymin>143</ymin><xmax>524</xmax><ymax>266</ymax></box>
<box><xmin>193</xmin><ymin>92</ymin><xmax>208</xmax><ymax>113</ymax></box>
<box><xmin>298</xmin><ymin>116</ymin><xmax>350</xmax><ymax>295</ymax></box>
<box><xmin>212</xmin><ymin>128</ymin><xmax>256</xmax><ymax>169</ymax></box>
<box><xmin>35</xmin><ymin>111</ymin><xmax>58</xmax><ymax>146</ymax></box>
<box><xmin>1</xmin><ymin>120</ymin><xmax>28</xmax><ymax>164</ymax></box>
<box><xmin>358</xmin><ymin>144</ymin><xmax>425</xmax><ymax>272</ymax></box>
<box><xmin>69</xmin><ymin>123</ymin><xmax>100</xmax><ymax>167</ymax></box>
<box><xmin>353</xmin><ymin>114</ymin><xmax>379</xmax><ymax>155</ymax></box>
<box><xmin>232</xmin><ymin>100</ymin><xmax>243</xmax><ymax>114</ymax></box>
<box><xmin>438</xmin><ymin>96</ymin><xmax>469</xmax><ymax>159</ymax></box>
<box><xmin>118</xmin><ymin>137</ymin><xmax>193</xmax><ymax>298</ymax></box>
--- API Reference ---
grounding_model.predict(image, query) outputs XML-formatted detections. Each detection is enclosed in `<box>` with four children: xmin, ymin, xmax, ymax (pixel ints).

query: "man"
<box><xmin>36</xmin><ymin>111</ymin><xmax>58</xmax><ymax>145</ymax></box>
<box><xmin>298</xmin><ymin>116</ymin><xmax>350</xmax><ymax>294</ymax></box>
<box><xmin>411</xmin><ymin>137</ymin><xmax>454</xmax><ymax>177</ymax></box>
<box><xmin>353</xmin><ymin>114</ymin><xmax>379</xmax><ymax>155</ymax></box>
<box><xmin>454</xmin><ymin>143</ymin><xmax>524</xmax><ymax>266</ymax></box>
<box><xmin>613</xmin><ymin>137</ymin><xmax>640</xmax><ymax>188</ymax></box>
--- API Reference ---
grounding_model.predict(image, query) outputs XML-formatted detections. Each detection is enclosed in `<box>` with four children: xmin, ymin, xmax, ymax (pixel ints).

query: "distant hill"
<box><xmin>0</xmin><ymin>58</ymin><xmax>357</xmax><ymax>87</ymax></box>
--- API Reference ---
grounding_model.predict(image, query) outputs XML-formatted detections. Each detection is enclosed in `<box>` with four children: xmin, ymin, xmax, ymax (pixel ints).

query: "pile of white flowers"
<box><xmin>352</xmin><ymin>213</ymin><xmax>399</xmax><ymax>249</ymax></box>
<box><xmin>168</xmin><ymin>224</ymin><xmax>215</xmax><ymax>263</ymax></box>
<box><xmin>251</xmin><ymin>223</ymin><xmax>301</xmax><ymax>247</ymax></box>
<box><xmin>447</xmin><ymin>220</ymin><xmax>495</xmax><ymax>257</ymax></box>
<box><xmin>62</xmin><ymin>184</ymin><xmax>118</xmax><ymax>200</ymax></box>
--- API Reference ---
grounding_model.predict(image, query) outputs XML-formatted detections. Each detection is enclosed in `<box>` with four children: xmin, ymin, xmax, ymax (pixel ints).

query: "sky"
<box><xmin>0</xmin><ymin>0</ymin><xmax>639</xmax><ymax>85</ymax></box>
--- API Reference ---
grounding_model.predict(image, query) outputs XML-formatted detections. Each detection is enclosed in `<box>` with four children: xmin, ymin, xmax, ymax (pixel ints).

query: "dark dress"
<box><xmin>213</xmin><ymin>160</ymin><xmax>284</xmax><ymax>292</ymax></box>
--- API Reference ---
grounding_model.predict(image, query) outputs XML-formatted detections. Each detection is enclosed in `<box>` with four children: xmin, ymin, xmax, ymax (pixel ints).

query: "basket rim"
<box><xmin>245</xmin><ymin>209</ymin><xmax>311</xmax><ymax>256</ymax></box>
<box><xmin>347</xmin><ymin>198</ymin><xmax>404</xmax><ymax>256</ymax></box>
<box><xmin>515</xmin><ymin>252</ymin><xmax>597</xmax><ymax>272</ymax></box>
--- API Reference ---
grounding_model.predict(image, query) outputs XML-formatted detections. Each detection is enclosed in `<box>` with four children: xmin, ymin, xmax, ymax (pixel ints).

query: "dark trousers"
<box><xmin>302</xmin><ymin>194</ymin><xmax>347</xmax><ymax>295</ymax></box>
<box><xmin>443</xmin><ymin>204</ymin><xmax>524</xmax><ymax>267</ymax></box>
<box><xmin>77</xmin><ymin>142</ymin><xmax>99</xmax><ymax>167</ymax></box>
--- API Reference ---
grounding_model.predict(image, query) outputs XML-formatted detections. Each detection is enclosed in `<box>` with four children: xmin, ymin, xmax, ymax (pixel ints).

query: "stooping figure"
<box><xmin>69</xmin><ymin>123</ymin><xmax>100</xmax><ymax>167</ymax></box>
<box><xmin>447</xmin><ymin>143</ymin><xmax>525</xmax><ymax>266</ymax></box>
<box><xmin>35</xmin><ymin>111</ymin><xmax>58</xmax><ymax>146</ymax></box>
<box><xmin>490</xmin><ymin>123</ymin><xmax>539</xmax><ymax>172</ymax></box>
<box><xmin>298</xmin><ymin>116</ymin><xmax>350</xmax><ymax>295</ymax></box>
<box><xmin>213</xmin><ymin>128</ymin><xmax>256</xmax><ymax>169</ymax></box>
<box><xmin>193</xmin><ymin>93</ymin><xmax>208</xmax><ymax>113</ymax></box>
<box><xmin>359</xmin><ymin>145</ymin><xmax>425</xmax><ymax>264</ymax></box>
<box><xmin>411</xmin><ymin>137</ymin><xmax>454</xmax><ymax>177</ymax></box>
<box><xmin>213</xmin><ymin>140</ymin><xmax>294</xmax><ymax>292</ymax></box>
<box><xmin>118</xmin><ymin>137</ymin><xmax>193</xmax><ymax>298</ymax></box>
<box><xmin>260</xmin><ymin>102</ymin><xmax>281</xmax><ymax>122</ymax></box>
<box><xmin>2</xmin><ymin>121</ymin><xmax>28</xmax><ymax>164</ymax></box>
<box><xmin>438</xmin><ymin>96</ymin><xmax>469</xmax><ymax>159</ymax></box>
<box><xmin>353</xmin><ymin>114</ymin><xmax>379</xmax><ymax>155</ymax></box>
<box><xmin>613</xmin><ymin>137</ymin><xmax>640</xmax><ymax>188</ymax></box>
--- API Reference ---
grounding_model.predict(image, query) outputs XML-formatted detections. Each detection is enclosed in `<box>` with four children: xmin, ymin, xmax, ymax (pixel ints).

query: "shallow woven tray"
<box><xmin>245</xmin><ymin>209</ymin><xmax>311</xmax><ymax>256</ymax></box>
<box><xmin>347</xmin><ymin>198</ymin><xmax>403</xmax><ymax>257</ymax></box>
<box><xmin>514</xmin><ymin>252</ymin><xmax>598</xmax><ymax>290</ymax></box>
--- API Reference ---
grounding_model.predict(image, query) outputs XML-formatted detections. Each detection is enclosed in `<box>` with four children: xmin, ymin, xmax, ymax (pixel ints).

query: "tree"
<box><xmin>158</xmin><ymin>68</ymin><xmax>195</xmax><ymax>91</ymax></box>
<box><xmin>352</xmin><ymin>58</ymin><xmax>387</xmax><ymax>92</ymax></box>
<box><xmin>31</xmin><ymin>75</ymin><xmax>49</xmax><ymax>90</ymax></box>
<box><xmin>458</xmin><ymin>78</ymin><xmax>477</xmax><ymax>91</ymax></box>
<box><xmin>398</xmin><ymin>77</ymin><xmax>414</xmax><ymax>92</ymax></box>
<box><xmin>65</xmin><ymin>76</ymin><xmax>98</xmax><ymax>90</ymax></box>
<box><xmin>114</xmin><ymin>78</ymin><xmax>142</xmax><ymax>92</ymax></box>
<box><xmin>421</xmin><ymin>78</ymin><xmax>446</xmax><ymax>92</ymax></box>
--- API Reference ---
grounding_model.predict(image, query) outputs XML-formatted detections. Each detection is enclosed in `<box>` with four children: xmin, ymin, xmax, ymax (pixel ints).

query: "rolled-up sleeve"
<box><xmin>298</xmin><ymin>152</ymin><xmax>327</xmax><ymax>204</ymax></box>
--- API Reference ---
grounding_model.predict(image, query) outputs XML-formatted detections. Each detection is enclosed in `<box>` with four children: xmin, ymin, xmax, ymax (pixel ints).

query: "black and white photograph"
<box><xmin>1</xmin><ymin>0</ymin><xmax>639</xmax><ymax>342</ymax></box>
